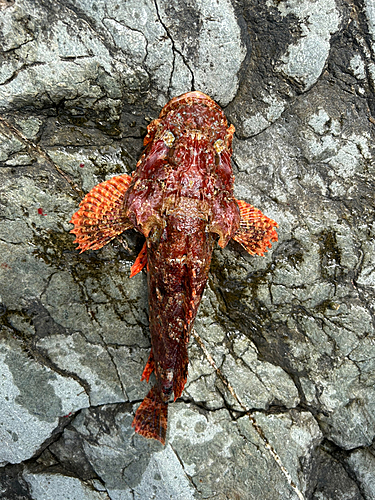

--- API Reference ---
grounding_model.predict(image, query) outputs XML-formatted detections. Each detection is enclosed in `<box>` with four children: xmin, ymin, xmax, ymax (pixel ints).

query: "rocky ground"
<box><xmin>0</xmin><ymin>0</ymin><xmax>375</xmax><ymax>499</ymax></box>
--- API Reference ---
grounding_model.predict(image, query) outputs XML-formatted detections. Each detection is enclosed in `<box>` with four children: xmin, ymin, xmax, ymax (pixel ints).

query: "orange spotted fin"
<box><xmin>130</xmin><ymin>241</ymin><xmax>148</xmax><ymax>278</ymax></box>
<box><xmin>232</xmin><ymin>199</ymin><xmax>278</xmax><ymax>256</ymax></box>
<box><xmin>70</xmin><ymin>175</ymin><xmax>133</xmax><ymax>253</ymax></box>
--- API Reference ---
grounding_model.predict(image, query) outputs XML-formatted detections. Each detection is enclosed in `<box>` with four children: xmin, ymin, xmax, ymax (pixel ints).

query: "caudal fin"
<box><xmin>132</xmin><ymin>387</ymin><xmax>168</xmax><ymax>445</ymax></box>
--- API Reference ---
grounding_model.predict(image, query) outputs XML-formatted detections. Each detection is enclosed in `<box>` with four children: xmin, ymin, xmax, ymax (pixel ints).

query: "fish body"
<box><xmin>70</xmin><ymin>91</ymin><xmax>278</xmax><ymax>444</ymax></box>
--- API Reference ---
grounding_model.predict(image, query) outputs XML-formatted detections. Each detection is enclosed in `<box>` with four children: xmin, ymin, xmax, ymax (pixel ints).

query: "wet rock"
<box><xmin>270</xmin><ymin>0</ymin><xmax>341</xmax><ymax>91</ymax></box>
<box><xmin>0</xmin><ymin>464</ymin><xmax>32</xmax><ymax>500</ymax></box>
<box><xmin>157</xmin><ymin>0</ymin><xmax>247</xmax><ymax>103</ymax></box>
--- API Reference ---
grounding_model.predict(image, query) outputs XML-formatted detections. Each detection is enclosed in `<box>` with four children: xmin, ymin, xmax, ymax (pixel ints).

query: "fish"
<box><xmin>69</xmin><ymin>91</ymin><xmax>278</xmax><ymax>445</ymax></box>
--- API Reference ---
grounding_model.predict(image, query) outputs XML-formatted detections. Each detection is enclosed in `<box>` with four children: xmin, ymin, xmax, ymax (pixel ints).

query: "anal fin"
<box><xmin>70</xmin><ymin>174</ymin><xmax>133</xmax><ymax>253</ymax></box>
<box><xmin>232</xmin><ymin>199</ymin><xmax>278</xmax><ymax>256</ymax></box>
<box><xmin>141</xmin><ymin>350</ymin><xmax>154</xmax><ymax>382</ymax></box>
<box><xmin>130</xmin><ymin>241</ymin><xmax>147</xmax><ymax>278</ymax></box>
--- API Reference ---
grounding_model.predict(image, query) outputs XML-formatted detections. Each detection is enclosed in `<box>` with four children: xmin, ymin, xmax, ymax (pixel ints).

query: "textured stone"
<box><xmin>306</xmin><ymin>447</ymin><xmax>363</xmax><ymax>500</ymax></box>
<box><xmin>0</xmin><ymin>336</ymin><xmax>88</xmax><ymax>465</ymax></box>
<box><xmin>37</xmin><ymin>333</ymin><xmax>128</xmax><ymax>406</ymax></box>
<box><xmin>157</xmin><ymin>0</ymin><xmax>246</xmax><ymax>104</ymax></box>
<box><xmin>270</xmin><ymin>0</ymin><xmax>340</xmax><ymax>91</ymax></box>
<box><xmin>23</xmin><ymin>472</ymin><xmax>109</xmax><ymax>500</ymax></box>
<box><xmin>220</xmin><ymin>336</ymin><xmax>300</xmax><ymax>411</ymax></box>
<box><xmin>0</xmin><ymin>1</ymin><xmax>146</xmax><ymax>113</ymax></box>
<box><xmin>345</xmin><ymin>448</ymin><xmax>375</xmax><ymax>500</ymax></box>
<box><xmin>238</xmin><ymin>410</ymin><xmax>323</xmax><ymax>494</ymax></box>
<box><xmin>62</xmin><ymin>403</ymin><xmax>320</xmax><ymax>499</ymax></box>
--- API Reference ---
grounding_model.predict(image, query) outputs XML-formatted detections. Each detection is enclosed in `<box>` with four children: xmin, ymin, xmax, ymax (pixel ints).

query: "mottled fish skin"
<box><xmin>123</xmin><ymin>92</ymin><xmax>241</xmax><ymax>443</ymax></box>
<box><xmin>69</xmin><ymin>91</ymin><xmax>279</xmax><ymax>445</ymax></box>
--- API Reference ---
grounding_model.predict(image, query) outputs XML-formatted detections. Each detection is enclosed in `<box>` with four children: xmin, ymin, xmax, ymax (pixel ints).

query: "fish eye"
<box><xmin>162</xmin><ymin>130</ymin><xmax>175</xmax><ymax>148</ymax></box>
<box><xmin>214</xmin><ymin>139</ymin><xmax>225</xmax><ymax>154</ymax></box>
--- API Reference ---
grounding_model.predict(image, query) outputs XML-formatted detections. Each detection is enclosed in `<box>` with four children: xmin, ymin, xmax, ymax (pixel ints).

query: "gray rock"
<box><xmin>345</xmin><ymin>448</ymin><xmax>375</xmax><ymax>500</ymax></box>
<box><xmin>0</xmin><ymin>131</ymin><xmax>25</xmax><ymax>162</ymax></box>
<box><xmin>0</xmin><ymin>336</ymin><xmax>88</xmax><ymax>465</ymax></box>
<box><xmin>23</xmin><ymin>472</ymin><xmax>110</xmax><ymax>500</ymax></box>
<box><xmin>156</xmin><ymin>0</ymin><xmax>246</xmax><ymax>104</ymax></box>
<box><xmin>62</xmin><ymin>403</ymin><xmax>319</xmax><ymax>499</ymax></box>
<box><xmin>271</xmin><ymin>0</ymin><xmax>341</xmax><ymax>91</ymax></box>
<box><xmin>37</xmin><ymin>333</ymin><xmax>128</xmax><ymax>406</ymax></box>
<box><xmin>237</xmin><ymin>410</ymin><xmax>322</xmax><ymax>495</ymax></box>
<box><xmin>305</xmin><ymin>447</ymin><xmax>363</xmax><ymax>500</ymax></box>
<box><xmin>218</xmin><ymin>331</ymin><xmax>300</xmax><ymax>411</ymax></box>
<box><xmin>0</xmin><ymin>1</ymin><xmax>146</xmax><ymax>113</ymax></box>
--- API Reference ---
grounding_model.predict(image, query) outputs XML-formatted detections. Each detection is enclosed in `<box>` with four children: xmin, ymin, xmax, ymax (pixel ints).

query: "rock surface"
<box><xmin>0</xmin><ymin>0</ymin><xmax>375</xmax><ymax>499</ymax></box>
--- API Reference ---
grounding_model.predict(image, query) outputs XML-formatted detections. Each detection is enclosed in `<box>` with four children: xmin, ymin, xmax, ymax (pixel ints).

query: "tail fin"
<box><xmin>132</xmin><ymin>387</ymin><xmax>168</xmax><ymax>445</ymax></box>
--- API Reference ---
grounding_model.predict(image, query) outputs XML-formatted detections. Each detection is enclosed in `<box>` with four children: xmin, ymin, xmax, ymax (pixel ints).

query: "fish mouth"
<box><xmin>159</xmin><ymin>91</ymin><xmax>221</xmax><ymax>117</ymax></box>
<box><xmin>178</xmin><ymin>90</ymin><xmax>212</xmax><ymax>101</ymax></box>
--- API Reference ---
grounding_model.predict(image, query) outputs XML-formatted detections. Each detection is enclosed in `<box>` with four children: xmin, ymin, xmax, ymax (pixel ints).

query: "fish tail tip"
<box><xmin>132</xmin><ymin>387</ymin><xmax>168</xmax><ymax>445</ymax></box>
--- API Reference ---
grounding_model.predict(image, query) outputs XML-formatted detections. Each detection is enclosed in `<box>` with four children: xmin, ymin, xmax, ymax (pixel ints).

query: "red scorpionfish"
<box><xmin>70</xmin><ymin>91</ymin><xmax>278</xmax><ymax>445</ymax></box>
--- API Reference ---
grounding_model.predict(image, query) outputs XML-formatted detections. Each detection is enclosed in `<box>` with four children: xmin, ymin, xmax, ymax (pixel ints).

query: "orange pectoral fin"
<box><xmin>232</xmin><ymin>199</ymin><xmax>278</xmax><ymax>256</ymax></box>
<box><xmin>70</xmin><ymin>174</ymin><xmax>133</xmax><ymax>253</ymax></box>
<box><xmin>130</xmin><ymin>241</ymin><xmax>147</xmax><ymax>278</ymax></box>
